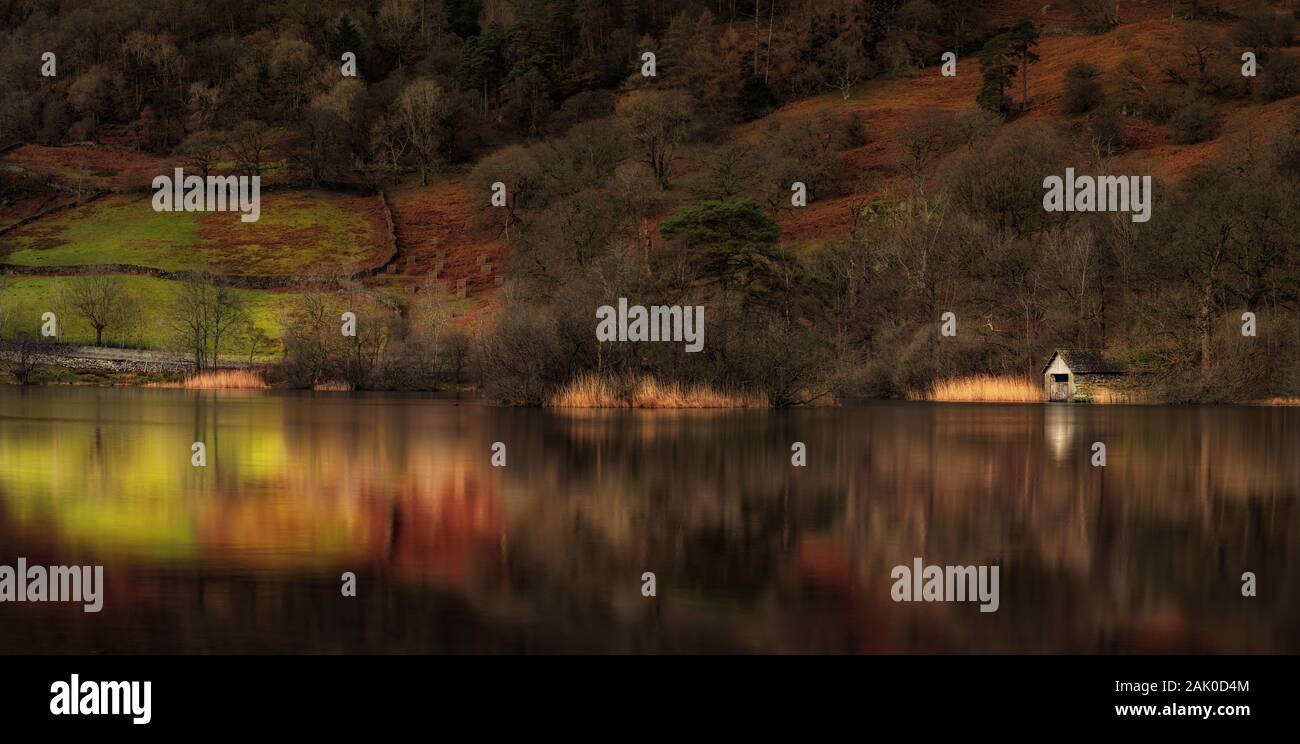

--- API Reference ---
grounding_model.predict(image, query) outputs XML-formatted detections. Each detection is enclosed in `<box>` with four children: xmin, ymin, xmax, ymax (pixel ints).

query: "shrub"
<box><xmin>946</xmin><ymin>122</ymin><xmax>1069</xmax><ymax>231</ymax></box>
<box><xmin>478</xmin><ymin>311</ymin><xmax>565</xmax><ymax>405</ymax></box>
<box><xmin>1169</xmin><ymin>98</ymin><xmax>1220</xmax><ymax>144</ymax></box>
<box><xmin>947</xmin><ymin>108</ymin><xmax>1003</xmax><ymax>146</ymax></box>
<box><xmin>1063</xmin><ymin>62</ymin><xmax>1103</xmax><ymax>115</ymax></box>
<box><xmin>1260</xmin><ymin>53</ymin><xmax>1300</xmax><ymax>101</ymax></box>
<box><xmin>545</xmin><ymin>90</ymin><xmax>616</xmax><ymax>136</ymax></box>
<box><xmin>739</xmin><ymin>76</ymin><xmax>777</xmax><ymax>122</ymax></box>
<box><xmin>1090</xmin><ymin>110</ymin><xmax>1128</xmax><ymax>154</ymax></box>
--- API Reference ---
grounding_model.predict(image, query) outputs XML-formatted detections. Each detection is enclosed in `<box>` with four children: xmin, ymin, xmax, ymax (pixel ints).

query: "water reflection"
<box><xmin>0</xmin><ymin>389</ymin><xmax>1295</xmax><ymax>653</ymax></box>
<box><xmin>1044</xmin><ymin>403</ymin><xmax>1076</xmax><ymax>463</ymax></box>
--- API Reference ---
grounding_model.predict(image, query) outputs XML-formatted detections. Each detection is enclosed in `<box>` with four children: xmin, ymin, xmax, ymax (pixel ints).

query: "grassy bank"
<box><xmin>547</xmin><ymin>375</ymin><xmax>767</xmax><ymax>409</ymax></box>
<box><xmin>0</xmin><ymin>275</ymin><xmax>289</xmax><ymax>353</ymax></box>
<box><xmin>1</xmin><ymin>190</ymin><xmax>386</xmax><ymax>276</ymax></box>
<box><xmin>0</xmin><ymin>361</ymin><xmax>177</xmax><ymax>386</ymax></box>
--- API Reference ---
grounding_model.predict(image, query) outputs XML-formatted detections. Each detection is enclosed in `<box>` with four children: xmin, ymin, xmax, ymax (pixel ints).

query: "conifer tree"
<box><xmin>1007</xmin><ymin>20</ymin><xmax>1041</xmax><ymax>112</ymax></box>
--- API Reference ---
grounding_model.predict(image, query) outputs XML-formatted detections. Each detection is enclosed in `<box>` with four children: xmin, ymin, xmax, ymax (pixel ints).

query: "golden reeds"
<box><xmin>183</xmin><ymin>368</ymin><xmax>268</xmax><ymax>389</ymax></box>
<box><xmin>910</xmin><ymin>375</ymin><xmax>1042</xmax><ymax>403</ymax></box>
<box><xmin>145</xmin><ymin>368</ymin><xmax>268</xmax><ymax>389</ymax></box>
<box><xmin>547</xmin><ymin>374</ymin><xmax>767</xmax><ymax>409</ymax></box>
<box><xmin>312</xmin><ymin>380</ymin><xmax>353</xmax><ymax>391</ymax></box>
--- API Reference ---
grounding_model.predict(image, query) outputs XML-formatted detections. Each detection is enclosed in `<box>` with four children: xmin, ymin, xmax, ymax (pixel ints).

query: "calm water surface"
<box><xmin>0</xmin><ymin>387</ymin><xmax>1296</xmax><ymax>653</ymax></box>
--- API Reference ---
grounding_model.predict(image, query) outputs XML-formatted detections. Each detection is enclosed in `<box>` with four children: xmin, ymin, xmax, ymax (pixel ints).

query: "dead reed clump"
<box><xmin>547</xmin><ymin>374</ymin><xmax>767</xmax><ymax>408</ymax></box>
<box><xmin>911</xmin><ymin>375</ymin><xmax>1042</xmax><ymax>403</ymax></box>
<box><xmin>627</xmin><ymin>376</ymin><xmax>767</xmax><ymax>408</ymax></box>
<box><xmin>147</xmin><ymin>368</ymin><xmax>269</xmax><ymax>389</ymax></box>
<box><xmin>312</xmin><ymin>380</ymin><xmax>353</xmax><ymax>391</ymax></box>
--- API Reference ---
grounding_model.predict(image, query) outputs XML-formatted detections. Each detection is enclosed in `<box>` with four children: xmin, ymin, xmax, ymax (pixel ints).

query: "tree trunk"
<box><xmin>1097</xmin><ymin>268</ymin><xmax>1107</xmax><ymax>347</ymax></box>
<box><xmin>765</xmin><ymin>0</ymin><xmax>775</xmax><ymax>82</ymax></box>
<box><xmin>1199</xmin><ymin>284</ymin><xmax>1213</xmax><ymax>372</ymax></box>
<box><xmin>1022</xmin><ymin>57</ymin><xmax>1029</xmax><ymax>111</ymax></box>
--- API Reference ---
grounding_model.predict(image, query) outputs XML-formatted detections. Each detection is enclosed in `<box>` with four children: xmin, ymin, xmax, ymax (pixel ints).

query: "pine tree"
<box><xmin>456</xmin><ymin>27</ymin><xmax>509</xmax><ymax>116</ymax></box>
<box><xmin>444</xmin><ymin>0</ymin><xmax>483</xmax><ymax>39</ymax></box>
<box><xmin>507</xmin><ymin>1</ymin><xmax>562</xmax><ymax>79</ymax></box>
<box><xmin>328</xmin><ymin>16</ymin><xmax>362</xmax><ymax>61</ymax></box>
<box><xmin>1007</xmin><ymin>20</ymin><xmax>1041</xmax><ymax>112</ymax></box>
<box><xmin>976</xmin><ymin>34</ymin><xmax>1014</xmax><ymax>116</ymax></box>
<box><xmin>328</xmin><ymin>16</ymin><xmax>364</xmax><ymax>78</ymax></box>
<box><xmin>622</xmin><ymin>0</ymin><xmax>642</xmax><ymax>33</ymax></box>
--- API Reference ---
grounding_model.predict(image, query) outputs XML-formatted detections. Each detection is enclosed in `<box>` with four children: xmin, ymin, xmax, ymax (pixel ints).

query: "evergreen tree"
<box><xmin>622</xmin><ymin>0</ymin><xmax>643</xmax><ymax>33</ymax></box>
<box><xmin>443</xmin><ymin>0</ymin><xmax>482</xmax><ymax>39</ymax></box>
<box><xmin>1007</xmin><ymin>20</ymin><xmax>1041</xmax><ymax>112</ymax></box>
<box><xmin>976</xmin><ymin>34</ymin><xmax>1014</xmax><ymax>116</ymax></box>
<box><xmin>456</xmin><ymin>26</ymin><xmax>509</xmax><ymax>116</ymax></box>
<box><xmin>328</xmin><ymin>16</ymin><xmax>363</xmax><ymax>61</ymax></box>
<box><xmin>740</xmin><ymin>75</ymin><xmax>777</xmax><ymax>122</ymax></box>
<box><xmin>507</xmin><ymin>1</ymin><xmax>562</xmax><ymax>79</ymax></box>
<box><xmin>660</xmin><ymin>198</ymin><xmax>785</xmax><ymax>293</ymax></box>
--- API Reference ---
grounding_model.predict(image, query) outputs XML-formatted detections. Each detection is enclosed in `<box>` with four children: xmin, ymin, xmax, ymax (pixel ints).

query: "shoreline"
<box><xmin>3</xmin><ymin>360</ymin><xmax>1298</xmax><ymax>407</ymax></box>
<box><xmin>2</xmin><ymin>377</ymin><xmax>1298</xmax><ymax>408</ymax></box>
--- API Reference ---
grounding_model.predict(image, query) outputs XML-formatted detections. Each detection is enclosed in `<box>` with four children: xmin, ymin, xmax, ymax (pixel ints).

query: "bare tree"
<box><xmin>229</xmin><ymin>120</ymin><xmax>271</xmax><ymax>177</ymax></box>
<box><xmin>280</xmin><ymin>293</ymin><xmax>338</xmax><ymax>386</ymax></box>
<box><xmin>60</xmin><ymin>274</ymin><xmax>134</xmax><ymax>346</ymax></box>
<box><xmin>623</xmin><ymin>90</ymin><xmax>694</xmax><ymax>190</ymax></box>
<box><xmin>900</xmin><ymin>109</ymin><xmax>946</xmax><ymax>198</ymax></box>
<box><xmin>694</xmin><ymin>143</ymin><xmax>760</xmax><ymax>200</ymax></box>
<box><xmin>8</xmin><ymin>332</ymin><xmax>39</xmax><ymax>385</ymax></box>
<box><xmin>395</xmin><ymin>79</ymin><xmax>449</xmax><ymax>186</ymax></box>
<box><xmin>172</xmin><ymin>276</ymin><xmax>214</xmax><ymax>369</ymax></box>
<box><xmin>209</xmin><ymin>284</ymin><xmax>248</xmax><ymax>366</ymax></box>
<box><xmin>1077</xmin><ymin>0</ymin><xmax>1121</xmax><ymax>29</ymax></box>
<box><xmin>169</xmin><ymin>275</ymin><xmax>246</xmax><ymax>368</ymax></box>
<box><xmin>345</xmin><ymin>314</ymin><xmax>393</xmax><ymax>389</ymax></box>
<box><xmin>177</xmin><ymin>130</ymin><xmax>226</xmax><ymax>177</ymax></box>
<box><xmin>0</xmin><ymin>277</ymin><xmax>15</xmax><ymax>340</ymax></box>
<box><xmin>819</xmin><ymin>25</ymin><xmax>870</xmax><ymax>101</ymax></box>
<box><xmin>268</xmin><ymin>36</ymin><xmax>319</xmax><ymax>119</ymax></box>
<box><xmin>379</xmin><ymin>0</ymin><xmax>421</xmax><ymax>67</ymax></box>
<box><xmin>369</xmin><ymin>114</ymin><xmax>409</xmax><ymax>183</ymax></box>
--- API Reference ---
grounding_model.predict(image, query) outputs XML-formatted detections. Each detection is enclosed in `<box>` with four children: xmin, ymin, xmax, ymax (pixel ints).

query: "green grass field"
<box><xmin>0</xmin><ymin>190</ymin><xmax>387</xmax><ymax>276</ymax></box>
<box><xmin>1</xmin><ymin>276</ymin><xmax>294</xmax><ymax>354</ymax></box>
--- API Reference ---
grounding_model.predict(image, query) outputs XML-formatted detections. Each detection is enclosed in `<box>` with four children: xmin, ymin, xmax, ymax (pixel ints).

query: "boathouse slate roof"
<box><xmin>1042</xmin><ymin>349</ymin><xmax>1124</xmax><ymax>376</ymax></box>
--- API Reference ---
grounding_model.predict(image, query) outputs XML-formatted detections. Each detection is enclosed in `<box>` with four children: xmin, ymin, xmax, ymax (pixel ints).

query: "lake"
<box><xmin>0</xmin><ymin>387</ymin><xmax>1295</xmax><ymax>653</ymax></box>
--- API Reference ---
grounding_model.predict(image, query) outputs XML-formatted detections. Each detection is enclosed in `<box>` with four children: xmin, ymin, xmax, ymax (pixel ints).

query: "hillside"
<box><xmin>764</xmin><ymin>6</ymin><xmax>1299</xmax><ymax>242</ymax></box>
<box><xmin>0</xmin><ymin>0</ymin><xmax>1298</xmax><ymax>400</ymax></box>
<box><xmin>2</xmin><ymin>1</ymin><xmax>1288</xmax><ymax>300</ymax></box>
